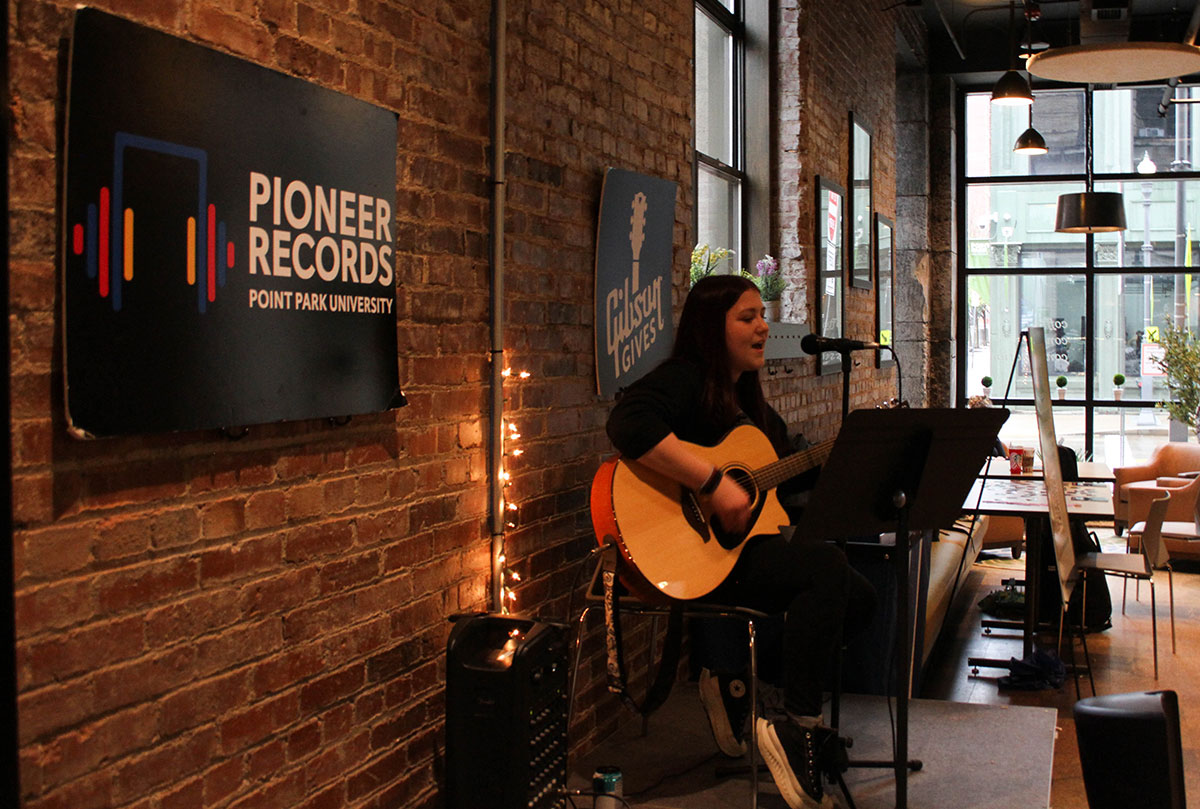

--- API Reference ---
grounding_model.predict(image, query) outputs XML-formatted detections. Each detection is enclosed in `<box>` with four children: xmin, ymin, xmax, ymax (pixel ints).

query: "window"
<box><xmin>695</xmin><ymin>0</ymin><xmax>743</xmax><ymax>275</ymax></box>
<box><xmin>959</xmin><ymin>85</ymin><xmax>1200</xmax><ymax>466</ymax></box>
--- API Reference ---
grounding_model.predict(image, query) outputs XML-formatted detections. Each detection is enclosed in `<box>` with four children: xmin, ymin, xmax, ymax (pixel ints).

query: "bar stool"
<box><xmin>567</xmin><ymin>542</ymin><xmax>773</xmax><ymax>809</ymax></box>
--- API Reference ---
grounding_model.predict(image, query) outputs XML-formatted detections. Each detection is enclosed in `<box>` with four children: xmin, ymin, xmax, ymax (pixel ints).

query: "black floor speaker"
<box><xmin>445</xmin><ymin>614</ymin><xmax>568</xmax><ymax>809</ymax></box>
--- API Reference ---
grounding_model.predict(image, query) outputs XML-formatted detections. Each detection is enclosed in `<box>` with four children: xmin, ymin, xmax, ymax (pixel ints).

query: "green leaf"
<box><xmin>1155</xmin><ymin>324</ymin><xmax>1200</xmax><ymax>429</ymax></box>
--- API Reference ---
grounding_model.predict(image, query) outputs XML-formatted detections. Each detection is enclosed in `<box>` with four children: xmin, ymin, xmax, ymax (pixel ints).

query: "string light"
<box><xmin>497</xmin><ymin>367</ymin><xmax>529</xmax><ymax>613</ymax></box>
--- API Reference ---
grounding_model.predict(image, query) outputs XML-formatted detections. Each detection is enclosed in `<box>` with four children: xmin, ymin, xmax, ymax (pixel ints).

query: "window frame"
<box><xmin>956</xmin><ymin>82</ymin><xmax>1200</xmax><ymax>461</ymax></box>
<box><xmin>694</xmin><ymin>0</ymin><xmax>748</xmax><ymax>274</ymax></box>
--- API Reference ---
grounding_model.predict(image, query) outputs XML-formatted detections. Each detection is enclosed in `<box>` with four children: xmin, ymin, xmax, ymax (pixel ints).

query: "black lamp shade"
<box><xmin>1055</xmin><ymin>192</ymin><xmax>1127</xmax><ymax>233</ymax></box>
<box><xmin>1014</xmin><ymin>127</ymin><xmax>1048</xmax><ymax>154</ymax></box>
<box><xmin>991</xmin><ymin>70</ymin><xmax>1033</xmax><ymax>105</ymax></box>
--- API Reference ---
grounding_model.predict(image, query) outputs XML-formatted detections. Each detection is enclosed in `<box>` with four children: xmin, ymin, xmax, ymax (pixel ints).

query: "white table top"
<box><xmin>963</xmin><ymin>477</ymin><xmax>1114</xmax><ymax>520</ymax></box>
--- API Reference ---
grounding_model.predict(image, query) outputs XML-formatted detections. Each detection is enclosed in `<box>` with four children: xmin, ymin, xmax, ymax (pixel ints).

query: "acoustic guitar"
<box><xmin>590</xmin><ymin>424</ymin><xmax>833</xmax><ymax>603</ymax></box>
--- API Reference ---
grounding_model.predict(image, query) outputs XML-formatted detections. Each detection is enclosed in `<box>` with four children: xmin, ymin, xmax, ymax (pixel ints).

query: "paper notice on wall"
<box><xmin>1142</xmin><ymin>342</ymin><xmax>1166</xmax><ymax>377</ymax></box>
<box><xmin>827</xmin><ymin>191</ymin><xmax>840</xmax><ymax>244</ymax></box>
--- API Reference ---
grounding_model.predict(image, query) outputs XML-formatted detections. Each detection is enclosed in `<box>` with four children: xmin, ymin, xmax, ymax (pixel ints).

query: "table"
<box><xmin>980</xmin><ymin>457</ymin><xmax>1115</xmax><ymax>482</ymax></box>
<box><xmin>963</xmin><ymin>477</ymin><xmax>1114</xmax><ymax>661</ymax></box>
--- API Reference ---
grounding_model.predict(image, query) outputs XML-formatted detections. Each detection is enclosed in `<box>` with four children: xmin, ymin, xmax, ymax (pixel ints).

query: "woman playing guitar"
<box><xmin>604</xmin><ymin>274</ymin><xmax>876</xmax><ymax>809</ymax></box>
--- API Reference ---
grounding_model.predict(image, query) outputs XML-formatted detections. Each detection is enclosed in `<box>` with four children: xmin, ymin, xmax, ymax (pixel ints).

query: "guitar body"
<box><xmin>590</xmin><ymin>424</ymin><xmax>792</xmax><ymax>603</ymax></box>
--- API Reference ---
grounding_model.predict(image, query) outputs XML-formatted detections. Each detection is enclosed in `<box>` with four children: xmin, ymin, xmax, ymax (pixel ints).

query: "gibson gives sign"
<box><xmin>594</xmin><ymin>168</ymin><xmax>676</xmax><ymax>398</ymax></box>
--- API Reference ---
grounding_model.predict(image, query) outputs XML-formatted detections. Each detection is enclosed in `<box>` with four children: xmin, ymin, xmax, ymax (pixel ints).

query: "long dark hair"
<box><xmin>672</xmin><ymin>274</ymin><xmax>772</xmax><ymax>434</ymax></box>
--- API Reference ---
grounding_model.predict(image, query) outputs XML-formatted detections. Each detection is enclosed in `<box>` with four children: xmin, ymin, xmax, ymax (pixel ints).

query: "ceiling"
<box><xmin>918</xmin><ymin>0</ymin><xmax>1200</xmax><ymax>82</ymax></box>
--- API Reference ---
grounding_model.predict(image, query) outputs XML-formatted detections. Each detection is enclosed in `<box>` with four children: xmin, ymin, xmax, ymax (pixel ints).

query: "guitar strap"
<box><xmin>601</xmin><ymin>543</ymin><xmax>684</xmax><ymax>717</ymax></box>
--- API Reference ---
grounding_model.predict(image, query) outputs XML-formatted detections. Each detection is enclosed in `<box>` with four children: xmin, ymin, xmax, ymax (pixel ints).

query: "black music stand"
<box><xmin>796</xmin><ymin>406</ymin><xmax>1008</xmax><ymax>809</ymax></box>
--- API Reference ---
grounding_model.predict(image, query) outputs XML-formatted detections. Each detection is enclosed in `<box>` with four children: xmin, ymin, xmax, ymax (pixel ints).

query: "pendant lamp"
<box><xmin>1014</xmin><ymin>123</ymin><xmax>1048</xmax><ymax>155</ymax></box>
<box><xmin>993</xmin><ymin>70</ymin><xmax>1034</xmax><ymax>106</ymax></box>
<box><xmin>1012</xmin><ymin>4</ymin><xmax>1046</xmax><ymax>155</ymax></box>
<box><xmin>1055</xmin><ymin>88</ymin><xmax>1126</xmax><ymax>233</ymax></box>
<box><xmin>992</xmin><ymin>1</ymin><xmax>1032</xmax><ymax>106</ymax></box>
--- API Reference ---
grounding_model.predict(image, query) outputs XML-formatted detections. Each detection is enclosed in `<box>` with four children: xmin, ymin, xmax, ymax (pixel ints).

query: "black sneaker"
<box><xmin>698</xmin><ymin>667</ymin><xmax>750</xmax><ymax>757</ymax></box>
<box><xmin>756</xmin><ymin>716</ymin><xmax>836</xmax><ymax>809</ymax></box>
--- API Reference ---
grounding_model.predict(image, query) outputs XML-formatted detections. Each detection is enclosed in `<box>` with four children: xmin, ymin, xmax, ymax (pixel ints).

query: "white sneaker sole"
<box><xmin>755</xmin><ymin>717</ymin><xmax>834</xmax><ymax>809</ymax></box>
<box><xmin>698</xmin><ymin>670</ymin><xmax>747</xmax><ymax>757</ymax></box>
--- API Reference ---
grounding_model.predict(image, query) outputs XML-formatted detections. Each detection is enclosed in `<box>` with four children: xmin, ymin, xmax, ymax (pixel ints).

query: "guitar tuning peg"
<box><xmin>784</xmin><ymin>365</ymin><xmax>794</xmax><ymax>374</ymax></box>
<box><xmin>767</xmin><ymin>366</ymin><xmax>778</xmax><ymax>376</ymax></box>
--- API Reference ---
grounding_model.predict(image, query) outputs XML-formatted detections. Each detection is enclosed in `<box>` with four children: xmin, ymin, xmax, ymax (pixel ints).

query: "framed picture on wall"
<box><xmin>849</xmin><ymin>113</ymin><xmax>873</xmax><ymax>290</ymax></box>
<box><xmin>875</xmin><ymin>213</ymin><xmax>895</xmax><ymax>368</ymax></box>
<box><xmin>815</xmin><ymin>175</ymin><xmax>845</xmax><ymax>375</ymax></box>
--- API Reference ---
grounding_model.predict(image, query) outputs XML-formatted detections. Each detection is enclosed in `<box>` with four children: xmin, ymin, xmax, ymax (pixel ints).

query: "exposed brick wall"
<box><xmin>10</xmin><ymin>0</ymin><xmax>691</xmax><ymax>806</ymax></box>
<box><xmin>9</xmin><ymin>1</ymin><xmax>929</xmax><ymax>807</ymax></box>
<box><xmin>492</xmin><ymin>0</ymin><xmax>696</xmax><ymax>754</ymax></box>
<box><xmin>11</xmin><ymin>2</ymin><xmax>493</xmax><ymax>808</ymax></box>
<box><xmin>769</xmin><ymin>0</ymin><xmax>916</xmax><ymax>442</ymax></box>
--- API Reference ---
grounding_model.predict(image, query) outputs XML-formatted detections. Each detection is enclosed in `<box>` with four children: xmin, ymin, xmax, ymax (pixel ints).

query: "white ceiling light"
<box><xmin>1027</xmin><ymin>42</ymin><xmax>1200</xmax><ymax>84</ymax></box>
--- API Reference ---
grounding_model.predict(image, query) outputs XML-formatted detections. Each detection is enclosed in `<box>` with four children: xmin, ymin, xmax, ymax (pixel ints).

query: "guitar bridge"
<box><xmin>680</xmin><ymin>489</ymin><xmax>711</xmax><ymax>542</ymax></box>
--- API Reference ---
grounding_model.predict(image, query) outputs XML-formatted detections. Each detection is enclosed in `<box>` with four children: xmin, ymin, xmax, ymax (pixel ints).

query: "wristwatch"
<box><xmin>697</xmin><ymin>466</ymin><xmax>723</xmax><ymax>495</ymax></box>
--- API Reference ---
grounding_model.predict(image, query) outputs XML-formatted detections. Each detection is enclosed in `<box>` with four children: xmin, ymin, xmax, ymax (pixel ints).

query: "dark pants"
<box><xmin>701</xmin><ymin>534</ymin><xmax>877</xmax><ymax>718</ymax></box>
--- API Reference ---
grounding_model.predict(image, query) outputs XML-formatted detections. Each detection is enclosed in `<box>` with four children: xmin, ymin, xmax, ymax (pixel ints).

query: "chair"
<box><xmin>1125</xmin><ymin>494</ymin><xmax>1185</xmax><ymax>658</ymax></box>
<box><xmin>568</xmin><ymin>543</ymin><xmax>773</xmax><ymax>809</ymax></box>
<box><xmin>1074</xmin><ymin>493</ymin><xmax>1172</xmax><ymax>681</ymax></box>
<box><xmin>1127</xmin><ymin>474</ymin><xmax>1200</xmax><ymax>561</ymax></box>
<box><xmin>979</xmin><ymin>513</ymin><xmax>1024</xmax><ymax>559</ymax></box>
<box><xmin>1112</xmin><ymin>441</ymin><xmax>1200</xmax><ymax>534</ymax></box>
<box><xmin>1074</xmin><ymin>690</ymin><xmax>1187</xmax><ymax>809</ymax></box>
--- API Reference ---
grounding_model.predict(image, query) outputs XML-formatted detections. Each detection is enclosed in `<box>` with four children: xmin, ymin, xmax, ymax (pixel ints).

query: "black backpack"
<box><xmin>1040</xmin><ymin>446</ymin><xmax>1112</xmax><ymax>633</ymax></box>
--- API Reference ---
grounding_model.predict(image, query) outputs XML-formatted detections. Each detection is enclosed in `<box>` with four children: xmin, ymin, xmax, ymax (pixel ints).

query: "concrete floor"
<box><xmin>568</xmin><ymin>688</ymin><xmax>1056</xmax><ymax>809</ymax></box>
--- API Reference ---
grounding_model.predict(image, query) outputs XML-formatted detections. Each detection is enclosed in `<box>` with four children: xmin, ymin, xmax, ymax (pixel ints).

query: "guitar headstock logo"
<box><xmin>69</xmin><ymin>132</ymin><xmax>233</xmax><ymax>314</ymax></box>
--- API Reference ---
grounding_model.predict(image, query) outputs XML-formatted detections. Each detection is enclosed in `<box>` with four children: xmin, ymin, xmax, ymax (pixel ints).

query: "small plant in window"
<box><xmin>1055</xmin><ymin>375</ymin><xmax>1068</xmax><ymax>388</ymax></box>
<box><xmin>981</xmin><ymin>375</ymin><xmax>993</xmax><ymax>391</ymax></box>
<box><xmin>1113</xmin><ymin>373</ymin><xmax>1126</xmax><ymax>387</ymax></box>
<box><xmin>742</xmin><ymin>254</ymin><xmax>785</xmax><ymax>302</ymax></box>
<box><xmin>690</xmin><ymin>244</ymin><xmax>733</xmax><ymax>286</ymax></box>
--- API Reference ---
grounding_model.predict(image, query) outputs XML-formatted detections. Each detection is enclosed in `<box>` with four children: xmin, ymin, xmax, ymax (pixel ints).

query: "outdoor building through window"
<box><xmin>959</xmin><ymin>84</ymin><xmax>1200</xmax><ymax>466</ymax></box>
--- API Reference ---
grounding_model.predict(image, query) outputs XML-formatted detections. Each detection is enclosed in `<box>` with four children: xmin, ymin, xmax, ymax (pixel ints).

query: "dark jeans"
<box><xmin>700</xmin><ymin>534</ymin><xmax>877</xmax><ymax>718</ymax></box>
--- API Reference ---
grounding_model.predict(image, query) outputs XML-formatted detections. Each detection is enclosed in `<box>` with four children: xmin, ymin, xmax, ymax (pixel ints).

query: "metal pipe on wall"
<box><xmin>2</xmin><ymin>0</ymin><xmax>19</xmax><ymax>799</ymax></box>
<box><xmin>488</xmin><ymin>0</ymin><xmax>507</xmax><ymax>611</ymax></box>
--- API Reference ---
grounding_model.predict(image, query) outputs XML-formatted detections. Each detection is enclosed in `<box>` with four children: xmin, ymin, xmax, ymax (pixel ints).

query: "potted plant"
<box><xmin>743</xmin><ymin>254</ymin><xmax>785</xmax><ymax>320</ymax></box>
<box><xmin>981</xmin><ymin>376</ymin><xmax>993</xmax><ymax>397</ymax></box>
<box><xmin>1112</xmin><ymin>372</ymin><xmax>1126</xmax><ymax>400</ymax></box>
<box><xmin>690</xmin><ymin>244</ymin><xmax>733</xmax><ymax>286</ymax></box>
<box><xmin>1154</xmin><ymin>324</ymin><xmax>1200</xmax><ymax>440</ymax></box>
<box><xmin>1055</xmin><ymin>375</ymin><xmax>1068</xmax><ymax>400</ymax></box>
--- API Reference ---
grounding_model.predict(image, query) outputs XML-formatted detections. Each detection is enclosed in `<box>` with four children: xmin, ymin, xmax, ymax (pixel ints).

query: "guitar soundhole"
<box><xmin>712</xmin><ymin>468</ymin><xmax>763</xmax><ymax>550</ymax></box>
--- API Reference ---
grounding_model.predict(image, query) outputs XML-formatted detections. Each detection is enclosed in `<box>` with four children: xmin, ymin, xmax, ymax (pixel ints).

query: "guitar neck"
<box><xmin>753</xmin><ymin>440</ymin><xmax>833</xmax><ymax>492</ymax></box>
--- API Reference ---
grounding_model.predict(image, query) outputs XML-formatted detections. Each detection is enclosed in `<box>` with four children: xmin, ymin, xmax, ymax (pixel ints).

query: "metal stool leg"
<box><xmin>642</xmin><ymin>614</ymin><xmax>660</xmax><ymax>737</ymax></box>
<box><xmin>748</xmin><ymin>618</ymin><xmax>758</xmax><ymax>809</ymax></box>
<box><xmin>567</xmin><ymin>603</ymin><xmax>596</xmax><ymax>735</ymax></box>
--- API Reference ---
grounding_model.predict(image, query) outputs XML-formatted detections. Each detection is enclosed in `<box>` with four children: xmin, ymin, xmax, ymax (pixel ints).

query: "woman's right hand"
<box><xmin>708</xmin><ymin>474</ymin><xmax>752</xmax><ymax>533</ymax></box>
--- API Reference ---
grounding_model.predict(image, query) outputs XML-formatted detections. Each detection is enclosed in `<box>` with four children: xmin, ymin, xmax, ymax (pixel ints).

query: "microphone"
<box><xmin>800</xmin><ymin>333</ymin><xmax>883</xmax><ymax>355</ymax></box>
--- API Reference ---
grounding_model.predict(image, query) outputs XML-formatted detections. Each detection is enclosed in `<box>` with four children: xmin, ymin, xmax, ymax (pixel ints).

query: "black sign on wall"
<box><xmin>62</xmin><ymin>8</ymin><xmax>404</xmax><ymax>437</ymax></box>
<box><xmin>594</xmin><ymin>168</ymin><xmax>676</xmax><ymax>398</ymax></box>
